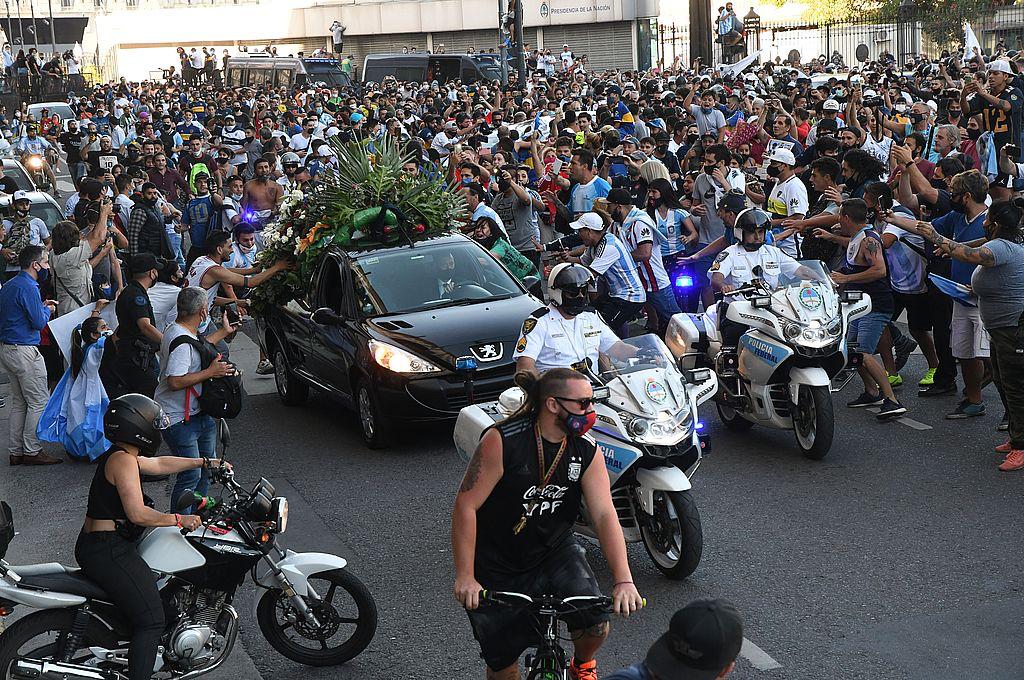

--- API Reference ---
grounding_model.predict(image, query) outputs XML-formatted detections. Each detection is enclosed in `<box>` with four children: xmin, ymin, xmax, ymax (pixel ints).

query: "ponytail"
<box><xmin>503</xmin><ymin>368</ymin><xmax>588</xmax><ymax>422</ymax></box>
<box><xmin>70</xmin><ymin>317</ymin><xmax>104</xmax><ymax>379</ymax></box>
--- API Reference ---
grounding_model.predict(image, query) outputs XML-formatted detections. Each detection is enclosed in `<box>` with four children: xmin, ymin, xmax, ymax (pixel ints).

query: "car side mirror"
<box><xmin>522</xmin><ymin>275</ymin><xmax>540</xmax><ymax>290</ymax></box>
<box><xmin>312</xmin><ymin>307</ymin><xmax>343</xmax><ymax>325</ymax></box>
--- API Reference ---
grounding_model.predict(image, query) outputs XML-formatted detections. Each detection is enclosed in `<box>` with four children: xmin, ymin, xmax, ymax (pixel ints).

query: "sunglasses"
<box><xmin>554</xmin><ymin>396</ymin><xmax>596</xmax><ymax>409</ymax></box>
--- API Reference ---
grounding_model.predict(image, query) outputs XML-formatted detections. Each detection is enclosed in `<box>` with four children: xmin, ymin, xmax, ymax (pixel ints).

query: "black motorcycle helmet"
<box><xmin>548</xmin><ymin>263</ymin><xmax>594</xmax><ymax>307</ymax></box>
<box><xmin>104</xmin><ymin>394</ymin><xmax>169</xmax><ymax>456</ymax></box>
<box><xmin>732</xmin><ymin>208</ymin><xmax>771</xmax><ymax>252</ymax></box>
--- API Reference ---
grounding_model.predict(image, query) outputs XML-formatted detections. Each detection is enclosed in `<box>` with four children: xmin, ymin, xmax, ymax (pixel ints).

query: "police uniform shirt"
<box><xmin>708</xmin><ymin>243</ymin><xmax>803</xmax><ymax>300</ymax></box>
<box><xmin>115</xmin><ymin>280</ymin><xmax>156</xmax><ymax>342</ymax></box>
<box><xmin>513</xmin><ymin>304</ymin><xmax>620</xmax><ymax>373</ymax></box>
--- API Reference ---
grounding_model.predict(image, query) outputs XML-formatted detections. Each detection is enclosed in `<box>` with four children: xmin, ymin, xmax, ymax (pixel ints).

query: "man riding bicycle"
<box><xmin>15</xmin><ymin>125</ymin><xmax>59</xmax><ymax>194</ymax></box>
<box><xmin>453</xmin><ymin>368</ymin><xmax>644</xmax><ymax>680</ymax></box>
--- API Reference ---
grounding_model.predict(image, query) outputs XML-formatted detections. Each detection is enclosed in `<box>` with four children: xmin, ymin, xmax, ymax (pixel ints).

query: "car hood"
<box><xmin>367</xmin><ymin>295</ymin><xmax>541</xmax><ymax>371</ymax></box>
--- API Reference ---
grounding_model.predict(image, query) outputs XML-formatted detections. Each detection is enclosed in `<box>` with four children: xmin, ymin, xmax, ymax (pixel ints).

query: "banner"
<box><xmin>718</xmin><ymin>50</ymin><xmax>763</xmax><ymax>79</ymax></box>
<box><xmin>964</xmin><ymin>23</ymin><xmax>982</xmax><ymax>63</ymax></box>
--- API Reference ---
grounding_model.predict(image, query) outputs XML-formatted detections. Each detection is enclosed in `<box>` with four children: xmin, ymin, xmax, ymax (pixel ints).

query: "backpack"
<box><xmin>187</xmin><ymin>161</ymin><xmax>212</xmax><ymax>193</ymax></box>
<box><xmin>168</xmin><ymin>334</ymin><xmax>243</xmax><ymax>419</ymax></box>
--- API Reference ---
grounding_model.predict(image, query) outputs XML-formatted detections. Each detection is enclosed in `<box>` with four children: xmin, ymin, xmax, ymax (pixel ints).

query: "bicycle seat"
<box><xmin>18</xmin><ymin>569</ymin><xmax>109</xmax><ymax>601</ymax></box>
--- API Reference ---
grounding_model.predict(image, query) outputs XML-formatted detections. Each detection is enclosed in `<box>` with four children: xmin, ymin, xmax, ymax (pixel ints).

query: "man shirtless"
<box><xmin>241</xmin><ymin>157</ymin><xmax>284</xmax><ymax>234</ymax></box>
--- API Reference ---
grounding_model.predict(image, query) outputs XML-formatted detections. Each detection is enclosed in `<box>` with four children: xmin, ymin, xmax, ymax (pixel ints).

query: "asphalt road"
<box><xmin>1</xmin><ymin>330</ymin><xmax>1021</xmax><ymax>680</ymax></box>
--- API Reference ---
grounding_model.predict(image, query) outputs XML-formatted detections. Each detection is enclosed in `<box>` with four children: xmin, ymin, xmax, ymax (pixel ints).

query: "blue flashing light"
<box><xmin>696</xmin><ymin>421</ymin><xmax>705</xmax><ymax>430</ymax></box>
<box><xmin>674</xmin><ymin>275</ymin><xmax>694</xmax><ymax>289</ymax></box>
<box><xmin>456</xmin><ymin>356</ymin><xmax>478</xmax><ymax>372</ymax></box>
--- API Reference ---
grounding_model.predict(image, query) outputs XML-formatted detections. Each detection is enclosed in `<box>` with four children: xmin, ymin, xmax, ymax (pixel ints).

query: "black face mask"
<box><xmin>766</xmin><ymin>164</ymin><xmax>781</xmax><ymax>178</ymax></box>
<box><xmin>967</xmin><ymin>128</ymin><xmax>982</xmax><ymax>141</ymax></box>
<box><xmin>686</xmin><ymin>133</ymin><xmax>698</xmax><ymax>144</ymax></box>
<box><xmin>947</xmin><ymin>109</ymin><xmax>962</xmax><ymax>119</ymax></box>
<box><xmin>703</xmin><ymin>164</ymin><xmax>716</xmax><ymax>176</ymax></box>
<box><xmin>909</xmin><ymin>112</ymin><xmax>925</xmax><ymax>124</ymax></box>
<box><xmin>559</xmin><ymin>292</ymin><xmax>588</xmax><ymax>316</ymax></box>
<box><xmin>930</xmin><ymin>178</ymin><xmax>947</xmax><ymax>191</ymax></box>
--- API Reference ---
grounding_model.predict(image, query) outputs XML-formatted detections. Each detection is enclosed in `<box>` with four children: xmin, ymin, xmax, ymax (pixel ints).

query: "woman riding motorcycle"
<box><xmin>75</xmin><ymin>393</ymin><xmax>229</xmax><ymax>680</ymax></box>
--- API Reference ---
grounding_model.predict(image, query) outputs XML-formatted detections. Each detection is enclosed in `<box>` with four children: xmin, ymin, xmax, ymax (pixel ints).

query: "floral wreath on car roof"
<box><xmin>249</xmin><ymin>133</ymin><xmax>467</xmax><ymax>315</ymax></box>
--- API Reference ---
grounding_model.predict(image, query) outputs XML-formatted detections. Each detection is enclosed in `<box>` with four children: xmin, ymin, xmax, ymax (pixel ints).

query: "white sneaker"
<box><xmin>256</xmin><ymin>360</ymin><xmax>274</xmax><ymax>375</ymax></box>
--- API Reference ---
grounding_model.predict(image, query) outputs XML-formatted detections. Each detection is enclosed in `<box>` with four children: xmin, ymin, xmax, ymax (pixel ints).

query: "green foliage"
<box><xmin>796</xmin><ymin>0</ymin><xmax>999</xmax><ymax>46</ymax></box>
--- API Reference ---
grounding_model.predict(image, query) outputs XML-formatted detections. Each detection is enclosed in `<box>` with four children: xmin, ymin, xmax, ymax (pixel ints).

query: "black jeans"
<box><xmin>594</xmin><ymin>295</ymin><xmax>644</xmax><ymax>339</ymax></box>
<box><xmin>927</xmin><ymin>279</ymin><xmax>957</xmax><ymax>388</ymax></box>
<box><xmin>990</xmin><ymin>324</ymin><xmax>1024</xmax><ymax>450</ymax></box>
<box><xmin>75</xmin><ymin>531</ymin><xmax>165</xmax><ymax>680</ymax></box>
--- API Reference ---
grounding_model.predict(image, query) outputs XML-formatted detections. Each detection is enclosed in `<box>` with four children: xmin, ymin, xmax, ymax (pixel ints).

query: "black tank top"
<box><xmin>86</xmin><ymin>448</ymin><xmax>153</xmax><ymax>521</ymax></box>
<box><xmin>840</xmin><ymin>228</ymin><xmax>894</xmax><ymax>314</ymax></box>
<box><xmin>474</xmin><ymin>415</ymin><xmax>597</xmax><ymax>576</ymax></box>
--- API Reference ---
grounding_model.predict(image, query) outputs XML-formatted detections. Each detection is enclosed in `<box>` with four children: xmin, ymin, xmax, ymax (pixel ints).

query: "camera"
<box><xmin>543</xmin><ymin>233</ymin><xmax>583</xmax><ymax>252</ymax></box>
<box><xmin>862</xmin><ymin>95</ymin><xmax>884</xmax><ymax>108</ymax></box>
<box><xmin>1004</xmin><ymin>144</ymin><xmax>1021</xmax><ymax>160</ymax></box>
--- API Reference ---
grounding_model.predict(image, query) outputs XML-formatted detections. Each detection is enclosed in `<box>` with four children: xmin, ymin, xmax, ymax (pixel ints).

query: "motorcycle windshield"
<box><xmin>774</xmin><ymin>259</ymin><xmax>831</xmax><ymax>289</ymax></box>
<box><xmin>599</xmin><ymin>334</ymin><xmax>689</xmax><ymax>420</ymax></box>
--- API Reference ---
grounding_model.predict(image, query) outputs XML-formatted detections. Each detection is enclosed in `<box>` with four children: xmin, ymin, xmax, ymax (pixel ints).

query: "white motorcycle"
<box><xmin>454</xmin><ymin>334</ymin><xmax>717</xmax><ymax>579</ymax></box>
<box><xmin>0</xmin><ymin>421</ymin><xmax>377</xmax><ymax>679</ymax></box>
<box><xmin>666</xmin><ymin>260</ymin><xmax>871</xmax><ymax>460</ymax></box>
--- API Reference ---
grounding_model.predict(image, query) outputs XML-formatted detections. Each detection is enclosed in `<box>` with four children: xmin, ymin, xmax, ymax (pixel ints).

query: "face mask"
<box><xmin>909</xmin><ymin>112</ymin><xmax>925</xmax><ymax>124</ymax></box>
<box><xmin>930</xmin><ymin>178</ymin><xmax>947</xmax><ymax>191</ymax></box>
<box><xmin>561</xmin><ymin>405</ymin><xmax>597</xmax><ymax>437</ymax></box>
<box><xmin>35</xmin><ymin>266</ymin><xmax>49</xmax><ymax>283</ymax></box>
<box><xmin>100</xmin><ymin>329</ymin><xmax>114</xmax><ymax>338</ymax></box>
<box><xmin>686</xmin><ymin>133</ymin><xmax>698</xmax><ymax>144</ymax></box>
<box><xmin>231</xmin><ymin>192</ymin><xmax>242</xmax><ymax>201</ymax></box>
<box><xmin>703</xmin><ymin>164</ymin><xmax>716</xmax><ymax>176</ymax></box>
<box><xmin>948</xmin><ymin>110</ymin><xmax>961</xmax><ymax>119</ymax></box>
<box><xmin>967</xmin><ymin>128</ymin><xmax>981</xmax><ymax>141</ymax></box>
<box><xmin>559</xmin><ymin>293</ymin><xmax>588</xmax><ymax>317</ymax></box>
<box><xmin>766</xmin><ymin>164</ymin><xmax>781</xmax><ymax>178</ymax></box>
<box><xmin>700</xmin><ymin>106</ymin><xmax>713</xmax><ymax>114</ymax></box>
<box><xmin>461</xmin><ymin>177</ymin><xmax>472</xmax><ymax>185</ymax></box>
<box><xmin>950</xmin><ymin>196</ymin><xmax>966</xmax><ymax>214</ymax></box>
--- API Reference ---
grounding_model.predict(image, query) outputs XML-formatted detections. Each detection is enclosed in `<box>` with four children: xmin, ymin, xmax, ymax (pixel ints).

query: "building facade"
<box><xmin>1</xmin><ymin>0</ymin><xmax>658</xmax><ymax>82</ymax></box>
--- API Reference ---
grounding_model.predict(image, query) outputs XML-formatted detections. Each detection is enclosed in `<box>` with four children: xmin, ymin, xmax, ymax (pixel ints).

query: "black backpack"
<box><xmin>168</xmin><ymin>335</ymin><xmax>243</xmax><ymax>419</ymax></box>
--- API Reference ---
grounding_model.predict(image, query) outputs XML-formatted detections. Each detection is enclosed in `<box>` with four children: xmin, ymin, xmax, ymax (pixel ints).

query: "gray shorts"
<box><xmin>951</xmin><ymin>303</ymin><xmax>990</xmax><ymax>359</ymax></box>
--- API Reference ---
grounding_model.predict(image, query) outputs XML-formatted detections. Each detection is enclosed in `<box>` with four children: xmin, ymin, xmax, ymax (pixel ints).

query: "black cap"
<box><xmin>717</xmin><ymin>190</ymin><xmax>747</xmax><ymax>214</ymax></box>
<box><xmin>607</xmin><ymin>188</ymin><xmax>634</xmax><ymax>206</ymax></box>
<box><xmin>645</xmin><ymin>599</ymin><xmax>744</xmax><ymax>680</ymax></box>
<box><xmin>128</xmin><ymin>253</ymin><xmax>161</xmax><ymax>276</ymax></box>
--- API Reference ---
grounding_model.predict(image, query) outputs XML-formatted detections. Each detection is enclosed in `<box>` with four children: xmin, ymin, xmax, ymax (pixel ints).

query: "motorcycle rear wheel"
<box><xmin>0</xmin><ymin>608</ymin><xmax>118</xmax><ymax>672</ymax></box>
<box><xmin>256</xmin><ymin>568</ymin><xmax>377</xmax><ymax>666</ymax></box>
<box><xmin>639</xmin><ymin>490</ymin><xmax>703</xmax><ymax>580</ymax></box>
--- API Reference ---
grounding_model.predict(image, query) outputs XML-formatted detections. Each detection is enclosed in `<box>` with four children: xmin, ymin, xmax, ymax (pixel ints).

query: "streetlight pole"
<box><xmin>497</xmin><ymin>0</ymin><xmax>508</xmax><ymax>87</ymax></box>
<box><xmin>28</xmin><ymin>0</ymin><xmax>36</xmax><ymax>52</ymax></box>
<box><xmin>3</xmin><ymin>0</ymin><xmax>13</xmax><ymax>50</ymax></box>
<box><xmin>14</xmin><ymin>0</ymin><xmax>24</xmax><ymax>49</ymax></box>
<box><xmin>513</xmin><ymin>0</ymin><xmax>524</xmax><ymax>85</ymax></box>
<box><xmin>46</xmin><ymin>0</ymin><xmax>54</xmax><ymax>55</ymax></box>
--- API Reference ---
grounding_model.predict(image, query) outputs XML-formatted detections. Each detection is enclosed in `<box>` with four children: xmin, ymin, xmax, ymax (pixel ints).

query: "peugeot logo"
<box><xmin>470</xmin><ymin>342</ymin><xmax>503</xmax><ymax>362</ymax></box>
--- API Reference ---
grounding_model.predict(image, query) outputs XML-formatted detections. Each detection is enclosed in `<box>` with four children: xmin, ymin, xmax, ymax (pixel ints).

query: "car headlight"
<box><xmin>369</xmin><ymin>339</ymin><xmax>441</xmax><ymax>374</ymax></box>
<box><xmin>272</xmin><ymin>497</ymin><xmax>288</xmax><ymax>533</ymax></box>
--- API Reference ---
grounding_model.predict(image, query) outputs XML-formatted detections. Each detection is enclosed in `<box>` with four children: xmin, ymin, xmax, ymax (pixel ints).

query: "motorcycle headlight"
<box><xmin>826</xmin><ymin>318</ymin><xmax>843</xmax><ymax>336</ymax></box>
<box><xmin>784</xmin><ymin>321</ymin><xmax>803</xmax><ymax>340</ymax></box>
<box><xmin>627</xmin><ymin>417</ymin><xmax>650</xmax><ymax>438</ymax></box>
<box><xmin>369</xmin><ymin>340</ymin><xmax>441</xmax><ymax>374</ymax></box>
<box><xmin>272</xmin><ymin>497</ymin><xmax>289</xmax><ymax>534</ymax></box>
<box><xmin>26</xmin><ymin>157</ymin><xmax>41</xmax><ymax>169</ymax></box>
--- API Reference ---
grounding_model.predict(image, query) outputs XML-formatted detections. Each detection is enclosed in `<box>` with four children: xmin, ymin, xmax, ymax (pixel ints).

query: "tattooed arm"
<box><xmin>834</xmin><ymin>235</ymin><xmax>888</xmax><ymax>284</ymax></box>
<box><xmin>451</xmin><ymin>428</ymin><xmax>504</xmax><ymax>611</ymax></box>
<box><xmin>909</xmin><ymin>221</ymin><xmax>996</xmax><ymax>266</ymax></box>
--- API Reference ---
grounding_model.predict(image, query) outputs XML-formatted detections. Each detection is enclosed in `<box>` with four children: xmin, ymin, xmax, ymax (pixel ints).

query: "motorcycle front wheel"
<box><xmin>0</xmin><ymin>608</ymin><xmax>118</xmax><ymax>672</ymax></box>
<box><xmin>256</xmin><ymin>568</ymin><xmax>377</xmax><ymax>666</ymax></box>
<box><xmin>792</xmin><ymin>384</ymin><xmax>834</xmax><ymax>460</ymax></box>
<box><xmin>639</xmin><ymin>490</ymin><xmax>703</xmax><ymax>580</ymax></box>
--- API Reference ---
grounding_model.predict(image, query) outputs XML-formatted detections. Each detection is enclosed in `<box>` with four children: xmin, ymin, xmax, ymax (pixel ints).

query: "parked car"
<box><xmin>1</xmin><ymin>159</ymin><xmax>37</xmax><ymax>192</ymax></box>
<box><xmin>257</xmin><ymin>234</ymin><xmax>541</xmax><ymax>448</ymax></box>
<box><xmin>0</xmin><ymin>190</ymin><xmax>64</xmax><ymax>231</ymax></box>
<box><xmin>225</xmin><ymin>54</ymin><xmax>355</xmax><ymax>90</ymax></box>
<box><xmin>361</xmin><ymin>54</ymin><xmax>501</xmax><ymax>85</ymax></box>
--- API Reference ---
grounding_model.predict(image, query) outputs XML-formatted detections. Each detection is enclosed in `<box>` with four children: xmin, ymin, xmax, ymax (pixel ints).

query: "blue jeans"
<box><xmin>848</xmin><ymin>310</ymin><xmax>891</xmax><ymax>355</ymax></box>
<box><xmin>647</xmin><ymin>285</ymin><xmax>682</xmax><ymax>334</ymax></box>
<box><xmin>165</xmin><ymin>414</ymin><xmax>216</xmax><ymax>512</ymax></box>
<box><xmin>167</xmin><ymin>231</ymin><xmax>185</xmax><ymax>269</ymax></box>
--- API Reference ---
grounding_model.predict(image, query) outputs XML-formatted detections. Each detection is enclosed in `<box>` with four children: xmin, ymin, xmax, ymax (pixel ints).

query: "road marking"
<box><xmin>56</xmin><ymin>179</ymin><xmax>75</xmax><ymax>193</ymax></box>
<box><xmin>741</xmin><ymin>637</ymin><xmax>782</xmax><ymax>671</ymax></box>
<box><xmin>864</xmin><ymin>407</ymin><xmax>933</xmax><ymax>430</ymax></box>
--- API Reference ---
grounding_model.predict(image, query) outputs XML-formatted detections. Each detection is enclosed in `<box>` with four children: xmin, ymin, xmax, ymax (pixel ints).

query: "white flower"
<box><xmin>290</xmin><ymin>190</ymin><xmax>304</xmax><ymax>201</ymax></box>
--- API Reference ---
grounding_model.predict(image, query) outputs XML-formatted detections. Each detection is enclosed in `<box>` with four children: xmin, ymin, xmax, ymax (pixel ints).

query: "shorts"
<box><xmin>468</xmin><ymin>539</ymin><xmax>607</xmax><ymax>672</ymax></box>
<box><xmin>893</xmin><ymin>291</ymin><xmax>932</xmax><ymax>333</ymax></box>
<box><xmin>951</xmin><ymin>303</ymin><xmax>990</xmax><ymax>359</ymax></box>
<box><xmin>847</xmin><ymin>310</ymin><xmax>891</xmax><ymax>355</ymax></box>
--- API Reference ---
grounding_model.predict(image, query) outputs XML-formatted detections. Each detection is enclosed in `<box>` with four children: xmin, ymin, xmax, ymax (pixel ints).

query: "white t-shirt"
<box><xmin>862</xmin><ymin>135</ymin><xmax>894</xmax><ymax>166</ymax></box>
<box><xmin>766</xmin><ymin>175</ymin><xmax>808</xmax><ymax>258</ymax></box>
<box><xmin>560</xmin><ymin>50</ymin><xmax>574</xmax><ymax>70</ymax></box>
<box><xmin>189</xmin><ymin>52</ymin><xmax>204</xmax><ymax>69</ymax></box>
<box><xmin>155</xmin><ymin>323</ymin><xmax>203</xmax><ymax>425</ymax></box>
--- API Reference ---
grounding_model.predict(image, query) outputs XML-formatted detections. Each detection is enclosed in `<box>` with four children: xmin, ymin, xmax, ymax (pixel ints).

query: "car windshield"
<box><xmin>306</xmin><ymin>66</ymin><xmax>348</xmax><ymax>87</ymax></box>
<box><xmin>354</xmin><ymin>240</ymin><xmax>524</xmax><ymax>314</ymax></box>
<box><xmin>478</xmin><ymin>64</ymin><xmax>502</xmax><ymax>81</ymax></box>
<box><xmin>600</xmin><ymin>334</ymin><xmax>676</xmax><ymax>378</ymax></box>
<box><xmin>30</xmin><ymin>201</ymin><xmax>63</xmax><ymax>230</ymax></box>
<box><xmin>30</xmin><ymin>104</ymin><xmax>74</xmax><ymax>121</ymax></box>
<box><xmin>775</xmin><ymin>259</ymin><xmax>831</xmax><ymax>288</ymax></box>
<box><xmin>3</xmin><ymin>165</ymin><xmax>33</xmax><ymax>191</ymax></box>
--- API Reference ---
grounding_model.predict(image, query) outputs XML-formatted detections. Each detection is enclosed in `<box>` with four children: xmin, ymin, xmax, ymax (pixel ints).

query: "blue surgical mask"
<box><xmin>36</xmin><ymin>266</ymin><xmax>49</xmax><ymax>283</ymax></box>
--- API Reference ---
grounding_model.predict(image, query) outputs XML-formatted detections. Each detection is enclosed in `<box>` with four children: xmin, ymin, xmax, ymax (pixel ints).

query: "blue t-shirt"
<box><xmin>605</xmin><ymin>663</ymin><xmax>651</xmax><ymax>680</ymax></box>
<box><xmin>568</xmin><ymin>177</ymin><xmax>611</xmax><ymax>217</ymax></box>
<box><xmin>183</xmin><ymin>195</ymin><xmax>216</xmax><ymax>249</ymax></box>
<box><xmin>932</xmin><ymin>209</ymin><xmax>987</xmax><ymax>285</ymax></box>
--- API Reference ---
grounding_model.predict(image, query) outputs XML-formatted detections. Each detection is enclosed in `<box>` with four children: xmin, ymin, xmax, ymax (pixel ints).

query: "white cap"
<box><xmin>989</xmin><ymin>59</ymin><xmax>1014</xmax><ymax>75</ymax></box>
<box><xmin>569</xmin><ymin>212</ymin><xmax>605</xmax><ymax>231</ymax></box>
<box><xmin>822</xmin><ymin>99</ymin><xmax>841</xmax><ymax>111</ymax></box>
<box><xmin>766</xmin><ymin>147</ymin><xmax>797</xmax><ymax>165</ymax></box>
<box><xmin>318</xmin><ymin>145</ymin><xmax>335</xmax><ymax>157</ymax></box>
<box><xmin>12</xmin><ymin>190</ymin><xmax>30</xmax><ymax>202</ymax></box>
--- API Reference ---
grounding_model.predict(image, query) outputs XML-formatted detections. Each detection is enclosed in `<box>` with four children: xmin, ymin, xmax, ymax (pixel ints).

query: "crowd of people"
<box><xmin>0</xmin><ymin>32</ymin><xmax>1020</xmax><ymax>679</ymax></box>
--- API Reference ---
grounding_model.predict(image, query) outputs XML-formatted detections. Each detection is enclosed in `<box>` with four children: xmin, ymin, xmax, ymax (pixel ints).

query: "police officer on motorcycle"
<box><xmin>514</xmin><ymin>263</ymin><xmax>632</xmax><ymax>376</ymax></box>
<box><xmin>709</xmin><ymin>208</ymin><xmax>807</xmax><ymax>347</ymax></box>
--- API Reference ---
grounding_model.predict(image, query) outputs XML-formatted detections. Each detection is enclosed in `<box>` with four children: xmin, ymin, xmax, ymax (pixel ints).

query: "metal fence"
<box><xmin>658</xmin><ymin>3</ymin><xmax>1024</xmax><ymax>70</ymax></box>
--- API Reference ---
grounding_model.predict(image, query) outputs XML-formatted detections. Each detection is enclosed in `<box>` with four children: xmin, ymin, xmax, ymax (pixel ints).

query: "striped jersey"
<box><xmin>582</xmin><ymin>232</ymin><xmax>646</xmax><ymax>303</ymax></box>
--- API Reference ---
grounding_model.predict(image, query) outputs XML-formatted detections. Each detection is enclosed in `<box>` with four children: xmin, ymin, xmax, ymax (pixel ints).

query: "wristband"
<box><xmin>242</xmin><ymin>275</ymin><xmax>250</xmax><ymax>288</ymax></box>
<box><xmin>174</xmin><ymin>513</ymin><xmax>182</xmax><ymax>528</ymax></box>
<box><xmin>614</xmin><ymin>580</ymin><xmax>633</xmax><ymax>587</ymax></box>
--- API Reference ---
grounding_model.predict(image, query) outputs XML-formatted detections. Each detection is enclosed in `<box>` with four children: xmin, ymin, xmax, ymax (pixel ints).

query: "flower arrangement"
<box><xmin>248</xmin><ymin>134</ymin><xmax>467</xmax><ymax>314</ymax></box>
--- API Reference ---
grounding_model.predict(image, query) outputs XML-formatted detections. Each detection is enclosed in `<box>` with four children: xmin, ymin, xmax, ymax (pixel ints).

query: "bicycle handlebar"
<box><xmin>480</xmin><ymin>590</ymin><xmax>646</xmax><ymax>613</ymax></box>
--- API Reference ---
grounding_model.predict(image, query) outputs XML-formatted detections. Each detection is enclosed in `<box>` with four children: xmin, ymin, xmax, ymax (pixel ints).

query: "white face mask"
<box><xmin>230</xmin><ymin>193</ymin><xmax>242</xmax><ymax>201</ymax></box>
<box><xmin>99</xmin><ymin>329</ymin><xmax>114</xmax><ymax>337</ymax></box>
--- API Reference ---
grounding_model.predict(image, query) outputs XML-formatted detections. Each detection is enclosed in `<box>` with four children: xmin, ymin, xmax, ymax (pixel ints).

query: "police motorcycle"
<box><xmin>0</xmin><ymin>418</ymin><xmax>377</xmax><ymax>679</ymax></box>
<box><xmin>454</xmin><ymin>266</ymin><xmax>718</xmax><ymax>580</ymax></box>
<box><xmin>665</xmin><ymin>210</ymin><xmax>871</xmax><ymax>460</ymax></box>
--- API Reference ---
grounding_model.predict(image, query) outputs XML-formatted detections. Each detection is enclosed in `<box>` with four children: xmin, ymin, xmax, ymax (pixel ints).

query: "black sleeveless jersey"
<box><xmin>474</xmin><ymin>415</ymin><xmax>597</xmax><ymax>576</ymax></box>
